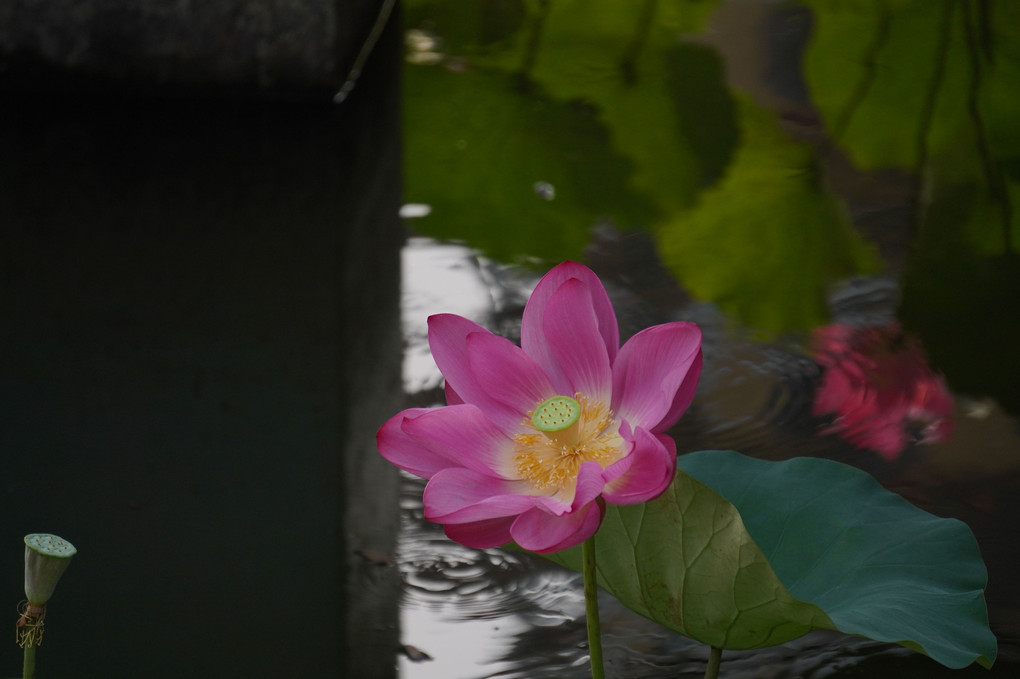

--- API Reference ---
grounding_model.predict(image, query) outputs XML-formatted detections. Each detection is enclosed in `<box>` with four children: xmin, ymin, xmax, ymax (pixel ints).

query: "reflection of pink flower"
<box><xmin>811</xmin><ymin>323</ymin><xmax>954</xmax><ymax>461</ymax></box>
<box><xmin>378</xmin><ymin>262</ymin><xmax>702</xmax><ymax>553</ymax></box>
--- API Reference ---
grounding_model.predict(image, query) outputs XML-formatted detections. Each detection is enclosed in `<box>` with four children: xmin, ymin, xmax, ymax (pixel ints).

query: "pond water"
<box><xmin>394</xmin><ymin>240</ymin><xmax>1018</xmax><ymax>679</ymax></box>
<box><xmin>393</xmin><ymin>0</ymin><xmax>1019</xmax><ymax>677</ymax></box>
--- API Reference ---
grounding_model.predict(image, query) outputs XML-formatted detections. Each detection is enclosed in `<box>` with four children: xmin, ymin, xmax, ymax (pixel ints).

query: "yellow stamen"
<box><xmin>513</xmin><ymin>393</ymin><xmax>624</xmax><ymax>494</ymax></box>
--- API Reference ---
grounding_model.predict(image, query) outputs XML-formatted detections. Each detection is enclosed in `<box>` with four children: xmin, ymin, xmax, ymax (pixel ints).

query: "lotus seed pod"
<box><xmin>531</xmin><ymin>395</ymin><xmax>583</xmax><ymax>447</ymax></box>
<box><xmin>24</xmin><ymin>534</ymin><xmax>76</xmax><ymax>605</ymax></box>
<box><xmin>532</xmin><ymin>395</ymin><xmax>582</xmax><ymax>432</ymax></box>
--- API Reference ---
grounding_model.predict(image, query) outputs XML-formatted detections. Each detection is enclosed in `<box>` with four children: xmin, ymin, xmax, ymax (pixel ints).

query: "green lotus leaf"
<box><xmin>545</xmin><ymin>451</ymin><xmax>996</xmax><ymax>669</ymax></box>
<box><xmin>547</xmin><ymin>460</ymin><xmax>833</xmax><ymax>649</ymax></box>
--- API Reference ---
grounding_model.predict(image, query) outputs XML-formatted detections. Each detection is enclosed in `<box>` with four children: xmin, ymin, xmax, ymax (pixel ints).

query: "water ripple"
<box><xmin>393</xmin><ymin>244</ymin><xmax>1018</xmax><ymax>677</ymax></box>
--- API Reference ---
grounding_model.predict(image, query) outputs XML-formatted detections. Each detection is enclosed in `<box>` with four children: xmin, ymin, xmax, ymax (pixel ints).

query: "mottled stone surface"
<box><xmin>0</xmin><ymin>0</ymin><xmax>387</xmax><ymax>97</ymax></box>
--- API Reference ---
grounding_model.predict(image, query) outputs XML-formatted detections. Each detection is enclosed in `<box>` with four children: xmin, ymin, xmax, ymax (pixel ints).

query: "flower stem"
<box><xmin>704</xmin><ymin>645</ymin><xmax>722</xmax><ymax>679</ymax></box>
<box><xmin>23</xmin><ymin>643</ymin><xmax>36</xmax><ymax>679</ymax></box>
<box><xmin>582</xmin><ymin>536</ymin><xmax>605</xmax><ymax>679</ymax></box>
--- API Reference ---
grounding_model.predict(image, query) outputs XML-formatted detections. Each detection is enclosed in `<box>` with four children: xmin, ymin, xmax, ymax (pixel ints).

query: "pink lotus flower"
<box><xmin>378</xmin><ymin>262</ymin><xmax>702</xmax><ymax>553</ymax></box>
<box><xmin>811</xmin><ymin>323</ymin><xmax>954</xmax><ymax>461</ymax></box>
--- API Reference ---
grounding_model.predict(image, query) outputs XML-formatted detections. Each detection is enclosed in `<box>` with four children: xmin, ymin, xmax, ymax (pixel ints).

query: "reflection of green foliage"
<box><xmin>900</xmin><ymin>155</ymin><xmax>1020</xmax><ymax>413</ymax></box>
<box><xmin>803</xmin><ymin>0</ymin><xmax>1020</xmax><ymax>167</ymax></box>
<box><xmin>403</xmin><ymin>0</ymin><xmax>886</xmax><ymax>331</ymax></box>
<box><xmin>805</xmin><ymin>0</ymin><xmax>965</xmax><ymax>169</ymax></box>
<box><xmin>409</xmin><ymin>0</ymin><xmax>1020</xmax><ymax>334</ymax></box>
<box><xmin>405</xmin><ymin>0</ymin><xmax>527</xmax><ymax>55</ymax></box>
<box><xmin>547</xmin><ymin>451</ymin><xmax>997</xmax><ymax>668</ymax></box>
<box><xmin>403</xmin><ymin>0</ymin><xmax>732</xmax><ymax>262</ymax></box>
<box><xmin>804</xmin><ymin>0</ymin><xmax>1020</xmax><ymax>408</ymax></box>
<box><xmin>404</xmin><ymin>66</ymin><xmax>660</xmax><ymax>261</ymax></box>
<box><xmin>657</xmin><ymin>102</ymin><xmax>879</xmax><ymax>333</ymax></box>
<box><xmin>803</xmin><ymin>0</ymin><xmax>1018</xmax><ymax>245</ymax></box>
<box><xmin>518</xmin><ymin>0</ymin><xmax>734</xmax><ymax>209</ymax></box>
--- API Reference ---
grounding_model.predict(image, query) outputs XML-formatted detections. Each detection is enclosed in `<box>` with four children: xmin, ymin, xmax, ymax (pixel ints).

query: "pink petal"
<box><xmin>656</xmin><ymin>349</ymin><xmax>703</xmax><ymax>432</ymax></box>
<box><xmin>377</xmin><ymin>408</ymin><xmax>458</xmax><ymax>479</ymax></box>
<box><xmin>521</xmin><ymin>262</ymin><xmax>619</xmax><ymax>390</ymax></box>
<box><xmin>428</xmin><ymin>314</ymin><xmax>551</xmax><ymax>434</ymax></box>
<box><xmin>466</xmin><ymin>331</ymin><xmax>556</xmax><ymax>414</ymax></box>
<box><xmin>602</xmin><ymin>424</ymin><xmax>676</xmax><ymax>505</ymax></box>
<box><xmin>445</xmin><ymin>381</ymin><xmax>464</xmax><ymax>405</ymax></box>
<box><xmin>423</xmin><ymin>467</ymin><xmax>538</xmax><ymax>524</ymax></box>
<box><xmin>535</xmin><ymin>459</ymin><xmax>607</xmax><ymax>515</ymax></box>
<box><xmin>572</xmin><ymin>460</ymin><xmax>609</xmax><ymax>509</ymax></box>
<box><xmin>444</xmin><ymin>516</ymin><xmax>515</xmax><ymax>549</ymax></box>
<box><xmin>510</xmin><ymin>500</ymin><xmax>605</xmax><ymax>554</ymax></box>
<box><xmin>612</xmin><ymin>322</ymin><xmax>702</xmax><ymax>432</ymax></box>
<box><xmin>538</xmin><ymin>278</ymin><xmax>613</xmax><ymax>401</ymax></box>
<box><xmin>400</xmin><ymin>404</ymin><xmax>521</xmax><ymax>479</ymax></box>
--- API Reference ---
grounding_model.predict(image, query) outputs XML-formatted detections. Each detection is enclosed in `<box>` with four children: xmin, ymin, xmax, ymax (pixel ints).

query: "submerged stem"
<box><xmin>582</xmin><ymin>536</ymin><xmax>605</xmax><ymax>679</ymax></box>
<box><xmin>704</xmin><ymin>645</ymin><xmax>722</xmax><ymax>679</ymax></box>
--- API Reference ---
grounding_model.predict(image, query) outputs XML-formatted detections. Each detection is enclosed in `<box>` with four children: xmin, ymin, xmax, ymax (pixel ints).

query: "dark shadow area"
<box><xmin>0</xmin><ymin>9</ymin><xmax>403</xmax><ymax>679</ymax></box>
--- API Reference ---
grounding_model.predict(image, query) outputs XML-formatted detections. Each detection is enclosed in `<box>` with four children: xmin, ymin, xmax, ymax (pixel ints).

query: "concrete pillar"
<box><xmin>0</xmin><ymin>0</ymin><xmax>391</xmax><ymax>98</ymax></box>
<box><xmin>0</xmin><ymin>6</ymin><xmax>403</xmax><ymax>678</ymax></box>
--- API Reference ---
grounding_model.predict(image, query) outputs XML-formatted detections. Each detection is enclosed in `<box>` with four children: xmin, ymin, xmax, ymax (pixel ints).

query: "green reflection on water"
<box><xmin>801</xmin><ymin>0</ymin><xmax>1020</xmax><ymax>412</ymax></box>
<box><xmin>404</xmin><ymin>0</ymin><xmax>1017</xmax><ymax>344</ymax></box>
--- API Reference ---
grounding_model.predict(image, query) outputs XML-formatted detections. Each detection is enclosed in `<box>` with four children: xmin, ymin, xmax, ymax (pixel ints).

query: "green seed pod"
<box><xmin>532</xmin><ymin>395</ymin><xmax>581</xmax><ymax>432</ymax></box>
<box><xmin>531</xmin><ymin>395</ymin><xmax>583</xmax><ymax>447</ymax></box>
<box><xmin>24</xmin><ymin>534</ymin><xmax>76</xmax><ymax>605</ymax></box>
